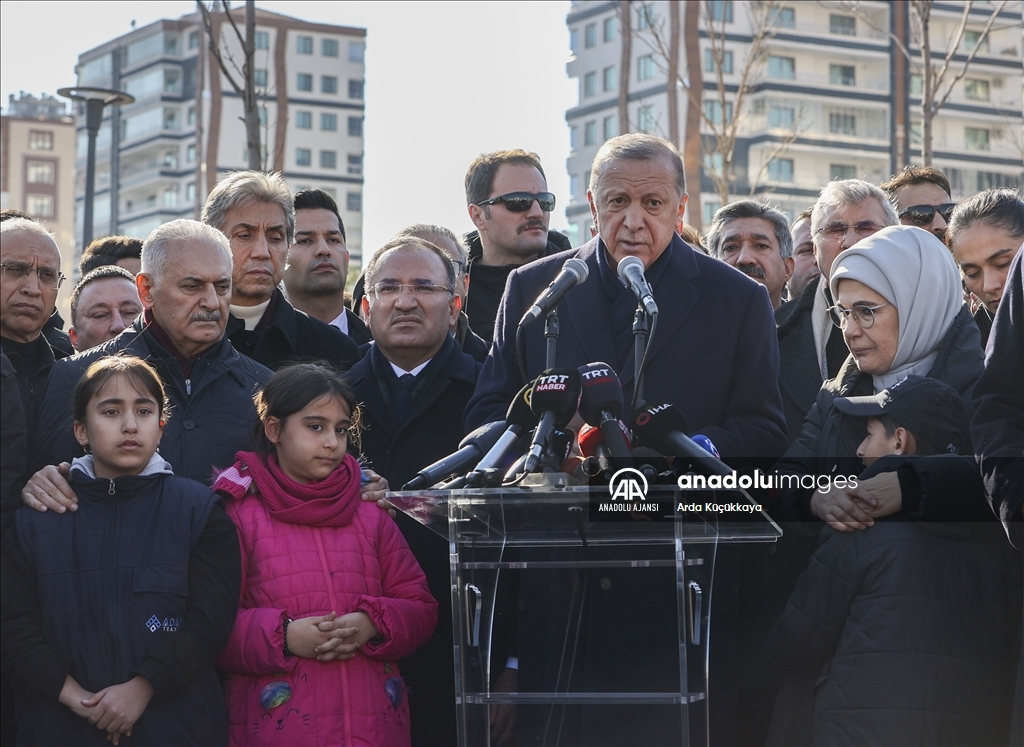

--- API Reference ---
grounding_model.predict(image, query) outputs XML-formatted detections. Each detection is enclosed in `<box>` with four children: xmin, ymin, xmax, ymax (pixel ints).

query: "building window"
<box><xmin>584</xmin><ymin>120</ymin><xmax>597</xmax><ymax>146</ymax></box>
<box><xmin>257</xmin><ymin>106</ymin><xmax>268</xmax><ymax>126</ymax></box>
<box><xmin>703</xmin><ymin>200</ymin><xmax>721</xmax><ymax>226</ymax></box>
<box><xmin>348</xmin><ymin>153</ymin><xmax>363</xmax><ymax>175</ymax></box>
<box><xmin>297</xmin><ymin>35</ymin><xmax>313</xmax><ymax>54</ymax></box>
<box><xmin>977</xmin><ymin>171</ymin><xmax>1016</xmax><ymax>190</ymax></box>
<box><xmin>830</xmin><ymin>164</ymin><xmax>856</xmax><ymax>180</ymax></box>
<box><xmin>964</xmin><ymin>78</ymin><xmax>990</xmax><ymax>101</ymax></box>
<box><xmin>704</xmin><ymin>100</ymin><xmax>733</xmax><ymax>125</ymax></box>
<box><xmin>26</xmin><ymin>161</ymin><xmax>55</xmax><ymax>184</ymax></box>
<box><xmin>708</xmin><ymin>1</ymin><xmax>733</xmax><ymax>23</ymax></box>
<box><xmin>164</xmin><ymin>34</ymin><xmax>179</xmax><ymax>55</ymax></box>
<box><xmin>164</xmin><ymin>69</ymin><xmax>181</xmax><ymax>93</ymax></box>
<box><xmin>570</xmin><ymin>125</ymin><xmax>579</xmax><ymax>151</ymax></box>
<box><xmin>704</xmin><ymin>152</ymin><xmax>725</xmax><ymax>176</ymax></box>
<box><xmin>829</xmin><ymin>14</ymin><xmax>856</xmax><ymax>36</ymax></box>
<box><xmin>829</xmin><ymin>64</ymin><xmax>855</xmax><ymax>86</ymax></box>
<box><xmin>321</xmin><ymin>75</ymin><xmax>338</xmax><ymax>94</ymax></box>
<box><xmin>962</xmin><ymin>29</ymin><xmax>989</xmax><ymax>52</ymax></box>
<box><xmin>584</xmin><ymin>71</ymin><xmax>598</xmax><ymax>97</ymax></box>
<box><xmin>28</xmin><ymin>130</ymin><xmax>53</xmax><ymax>150</ymax></box>
<box><xmin>322</xmin><ymin>38</ymin><xmax>339</xmax><ymax>57</ymax></box>
<box><xmin>570</xmin><ymin>174</ymin><xmax>580</xmax><ymax>199</ymax></box>
<box><xmin>603</xmin><ymin>65</ymin><xmax>616</xmax><ymax>92</ymax></box>
<box><xmin>187</xmin><ymin>106</ymin><xmax>196</xmax><ymax>126</ymax></box>
<box><xmin>317</xmin><ymin>112</ymin><xmax>335</xmax><ymax>131</ymax></box>
<box><xmin>603</xmin><ymin>16</ymin><xmax>616</xmax><ymax>42</ymax></box>
<box><xmin>705</xmin><ymin>49</ymin><xmax>733</xmax><ymax>74</ymax></box>
<box><xmin>638</xmin><ymin>54</ymin><xmax>655</xmax><ymax>81</ymax></box>
<box><xmin>965</xmin><ymin>127</ymin><xmax>990</xmax><ymax>151</ymax></box>
<box><xmin>768</xmin><ymin>104</ymin><xmax>794</xmax><ymax>128</ymax></box>
<box><xmin>254</xmin><ymin>68</ymin><xmax>267</xmax><ymax>87</ymax></box>
<box><xmin>297</xmin><ymin>73</ymin><xmax>313</xmax><ymax>91</ymax></box>
<box><xmin>255</xmin><ymin>30</ymin><xmax>269</xmax><ymax>50</ymax></box>
<box><xmin>348</xmin><ymin>116</ymin><xmax>363</xmax><ymax>137</ymax></box>
<box><xmin>767</xmin><ymin>157</ymin><xmax>794</xmax><ymax>182</ymax></box>
<box><xmin>163</xmin><ymin>108</ymin><xmax>179</xmax><ymax>130</ymax></box>
<box><xmin>768</xmin><ymin>56</ymin><xmax>795</xmax><ymax>80</ymax></box>
<box><xmin>909</xmin><ymin>74</ymin><xmax>922</xmax><ymax>95</ymax></box>
<box><xmin>570</xmin><ymin>28</ymin><xmax>579</xmax><ymax>54</ymax></box>
<box><xmin>349</xmin><ymin>41</ymin><xmax>364</xmax><ymax>62</ymax></box>
<box><xmin>638</xmin><ymin>105</ymin><xmax>655</xmax><ymax>133</ymax></box>
<box><xmin>636</xmin><ymin>4</ymin><xmax>654</xmax><ymax>31</ymax></box>
<box><xmin>829</xmin><ymin>112</ymin><xmax>856</xmax><ymax>135</ymax></box>
<box><xmin>296</xmin><ymin>148</ymin><xmax>311</xmax><ymax>166</ymax></box>
<box><xmin>296</xmin><ymin>110</ymin><xmax>312</xmax><ymax>129</ymax></box>
<box><xmin>25</xmin><ymin>194</ymin><xmax>54</xmax><ymax>218</ymax></box>
<box><xmin>320</xmin><ymin>150</ymin><xmax>337</xmax><ymax>169</ymax></box>
<box><xmin>186</xmin><ymin>144</ymin><xmax>197</xmax><ymax>163</ymax></box>
<box><xmin>348</xmin><ymin>79</ymin><xmax>364</xmax><ymax>99</ymax></box>
<box><xmin>186</xmin><ymin>182</ymin><xmax>196</xmax><ymax>201</ymax></box>
<box><xmin>346</xmin><ymin>192</ymin><xmax>362</xmax><ymax>212</ymax></box>
<box><xmin>603</xmin><ymin>114</ymin><xmax>616</xmax><ymax>140</ymax></box>
<box><xmin>585</xmin><ymin>23</ymin><xmax>597</xmax><ymax>48</ymax></box>
<box><xmin>772</xmin><ymin>7</ymin><xmax>795</xmax><ymax>28</ymax></box>
<box><xmin>188</xmin><ymin>30</ymin><xmax>200</xmax><ymax>49</ymax></box>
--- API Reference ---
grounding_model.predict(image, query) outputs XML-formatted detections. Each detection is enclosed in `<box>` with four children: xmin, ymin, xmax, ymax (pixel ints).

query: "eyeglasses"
<box><xmin>450</xmin><ymin>259</ymin><xmax>466</xmax><ymax>276</ymax></box>
<box><xmin>371</xmin><ymin>282</ymin><xmax>452</xmax><ymax>301</ymax></box>
<box><xmin>828</xmin><ymin>302</ymin><xmax>891</xmax><ymax>330</ymax></box>
<box><xmin>816</xmin><ymin>221</ymin><xmax>883</xmax><ymax>242</ymax></box>
<box><xmin>476</xmin><ymin>192</ymin><xmax>556</xmax><ymax>213</ymax></box>
<box><xmin>899</xmin><ymin>203</ymin><xmax>956</xmax><ymax>226</ymax></box>
<box><xmin>0</xmin><ymin>263</ymin><xmax>65</xmax><ymax>289</ymax></box>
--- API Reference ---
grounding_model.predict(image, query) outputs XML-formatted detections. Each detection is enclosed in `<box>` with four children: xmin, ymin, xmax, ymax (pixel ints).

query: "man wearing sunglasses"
<box><xmin>464</xmin><ymin>149</ymin><xmax>572</xmax><ymax>342</ymax></box>
<box><xmin>881</xmin><ymin>165</ymin><xmax>954</xmax><ymax>241</ymax></box>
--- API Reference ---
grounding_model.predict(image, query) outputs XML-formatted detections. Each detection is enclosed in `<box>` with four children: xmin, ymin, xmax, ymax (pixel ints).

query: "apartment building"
<box><xmin>1</xmin><ymin>92</ymin><xmax>77</xmax><ymax>315</ymax></box>
<box><xmin>564</xmin><ymin>0</ymin><xmax>1023</xmax><ymax>239</ymax></box>
<box><xmin>73</xmin><ymin>7</ymin><xmax>366</xmax><ymax>269</ymax></box>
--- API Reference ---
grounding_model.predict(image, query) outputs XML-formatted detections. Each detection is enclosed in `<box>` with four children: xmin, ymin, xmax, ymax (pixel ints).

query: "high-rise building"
<box><xmin>1</xmin><ymin>92</ymin><xmax>77</xmax><ymax>315</ymax></box>
<box><xmin>72</xmin><ymin>7</ymin><xmax>366</xmax><ymax>269</ymax></box>
<box><xmin>564</xmin><ymin>1</ymin><xmax>1023</xmax><ymax>240</ymax></box>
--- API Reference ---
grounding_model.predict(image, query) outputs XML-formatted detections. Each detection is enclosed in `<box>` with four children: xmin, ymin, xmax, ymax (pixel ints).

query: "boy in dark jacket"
<box><xmin>767</xmin><ymin>376</ymin><xmax>1022</xmax><ymax>746</ymax></box>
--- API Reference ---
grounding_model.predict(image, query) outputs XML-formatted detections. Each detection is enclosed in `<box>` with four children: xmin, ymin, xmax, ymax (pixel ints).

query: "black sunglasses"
<box><xmin>899</xmin><ymin>203</ymin><xmax>956</xmax><ymax>225</ymax></box>
<box><xmin>476</xmin><ymin>191</ymin><xmax>556</xmax><ymax>213</ymax></box>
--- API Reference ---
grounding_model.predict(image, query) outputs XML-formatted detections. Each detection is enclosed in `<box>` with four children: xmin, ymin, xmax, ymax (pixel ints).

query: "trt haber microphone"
<box><xmin>578</xmin><ymin>362</ymin><xmax>632</xmax><ymax>460</ymax></box>
<box><xmin>523</xmin><ymin>368</ymin><xmax>583</xmax><ymax>474</ymax></box>
<box><xmin>402</xmin><ymin>421</ymin><xmax>507</xmax><ymax>490</ymax></box>
<box><xmin>519</xmin><ymin>257</ymin><xmax>590</xmax><ymax>327</ymax></box>
<box><xmin>617</xmin><ymin>256</ymin><xmax>658</xmax><ymax>316</ymax></box>
<box><xmin>632</xmin><ymin>403</ymin><xmax>732</xmax><ymax>477</ymax></box>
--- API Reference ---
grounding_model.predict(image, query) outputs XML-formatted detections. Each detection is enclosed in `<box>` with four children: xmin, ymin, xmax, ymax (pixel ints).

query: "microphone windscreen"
<box><xmin>616</xmin><ymin>255</ymin><xmax>645</xmax><ymax>283</ymax></box>
<box><xmin>632</xmin><ymin>403</ymin><xmax>689</xmax><ymax>452</ymax></box>
<box><xmin>506</xmin><ymin>381</ymin><xmax>536</xmax><ymax>428</ymax></box>
<box><xmin>458</xmin><ymin>421</ymin><xmax>507</xmax><ymax>453</ymax></box>
<box><xmin>530</xmin><ymin>368</ymin><xmax>583</xmax><ymax>426</ymax></box>
<box><xmin>564</xmin><ymin>257</ymin><xmax>590</xmax><ymax>284</ymax></box>
<box><xmin>577</xmin><ymin>362</ymin><xmax>624</xmax><ymax>424</ymax></box>
<box><xmin>549</xmin><ymin>428</ymin><xmax>576</xmax><ymax>465</ymax></box>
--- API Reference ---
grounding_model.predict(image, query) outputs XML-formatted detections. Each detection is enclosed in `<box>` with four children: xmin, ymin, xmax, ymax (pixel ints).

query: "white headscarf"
<box><xmin>829</xmin><ymin>225</ymin><xmax>962</xmax><ymax>392</ymax></box>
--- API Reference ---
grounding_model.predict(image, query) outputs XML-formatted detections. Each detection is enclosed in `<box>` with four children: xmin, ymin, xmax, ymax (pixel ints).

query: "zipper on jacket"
<box><xmin>108</xmin><ymin>479</ymin><xmax>116</xmax><ymax>495</ymax></box>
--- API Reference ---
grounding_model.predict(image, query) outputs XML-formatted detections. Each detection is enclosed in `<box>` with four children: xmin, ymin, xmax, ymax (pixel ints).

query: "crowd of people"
<box><xmin>0</xmin><ymin>134</ymin><xmax>1021</xmax><ymax>746</ymax></box>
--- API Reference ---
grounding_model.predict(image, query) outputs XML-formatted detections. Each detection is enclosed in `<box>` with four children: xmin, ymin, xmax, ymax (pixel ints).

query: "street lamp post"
<box><xmin>58</xmin><ymin>86</ymin><xmax>134</xmax><ymax>249</ymax></box>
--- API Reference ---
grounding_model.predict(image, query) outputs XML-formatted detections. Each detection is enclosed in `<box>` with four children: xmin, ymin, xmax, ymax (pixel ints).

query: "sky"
<box><xmin>0</xmin><ymin>1</ymin><xmax>578</xmax><ymax>255</ymax></box>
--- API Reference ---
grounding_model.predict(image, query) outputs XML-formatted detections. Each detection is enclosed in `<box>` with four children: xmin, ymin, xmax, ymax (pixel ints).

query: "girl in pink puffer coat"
<box><xmin>214</xmin><ymin>365</ymin><xmax>437</xmax><ymax>746</ymax></box>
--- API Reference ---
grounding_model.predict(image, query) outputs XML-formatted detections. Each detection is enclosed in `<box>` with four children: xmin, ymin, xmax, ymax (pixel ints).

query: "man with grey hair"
<box><xmin>202</xmin><ymin>171</ymin><xmax>360</xmax><ymax>371</ymax></box>
<box><xmin>345</xmin><ymin>236</ymin><xmax>480</xmax><ymax>747</ymax></box>
<box><xmin>775</xmin><ymin>178</ymin><xmax>897</xmax><ymax>441</ymax></box>
<box><xmin>26</xmin><ymin>219</ymin><xmax>271</xmax><ymax>493</ymax></box>
<box><xmin>706</xmin><ymin>199</ymin><xmax>794</xmax><ymax>310</ymax></box>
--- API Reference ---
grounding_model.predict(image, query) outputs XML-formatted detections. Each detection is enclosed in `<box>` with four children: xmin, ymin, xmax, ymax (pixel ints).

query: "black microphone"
<box><xmin>578</xmin><ymin>362</ymin><xmax>632</xmax><ymax>461</ymax></box>
<box><xmin>617</xmin><ymin>256</ymin><xmax>658</xmax><ymax>315</ymax></box>
<box><xmin>523</xmin><ymin>368</ymin><xmax>583</xmax><ymax>474</ymax></box>
<box><xmin>402</xmin><ymin>421</ymin><xmax>508</xmax><ymax>489</ymax></box>
<box><xmin>465</xmin><ymin>381</ymin><xmax>536</xmax><ymax>487</ymax></box>
<box><xmin>631</xmin><ymin>403</ymin><xmax>732</xmax><ymax>477</ymax></box>
<box><xmin>519</xmin><ymin>257</ymin><xmax>590</xmax><ymax>326</ymax></box>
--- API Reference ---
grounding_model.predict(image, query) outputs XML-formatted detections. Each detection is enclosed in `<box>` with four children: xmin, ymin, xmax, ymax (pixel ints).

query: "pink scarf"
<box><xmin>214</xmin><ymin>451</ymin><xmax>361</xmax><ymax>527</ymax></box>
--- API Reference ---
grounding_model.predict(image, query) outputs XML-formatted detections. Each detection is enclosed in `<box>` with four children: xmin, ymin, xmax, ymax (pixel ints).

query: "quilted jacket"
<box><xmin>217</xmin><ymin>491</ymin><xmax>437</xmax><ymax>746</ymax></box>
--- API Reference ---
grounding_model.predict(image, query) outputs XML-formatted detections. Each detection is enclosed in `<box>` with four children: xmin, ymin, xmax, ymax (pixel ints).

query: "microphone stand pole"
<box><xmin>632</xmin><ymin>305</ymin><xmax>649</xmax><ymax>413</ymax></box>
<box><xmin>544</xmin><ymin>308</ymin><xmax>559</xmax><ymax>370</ymax></box>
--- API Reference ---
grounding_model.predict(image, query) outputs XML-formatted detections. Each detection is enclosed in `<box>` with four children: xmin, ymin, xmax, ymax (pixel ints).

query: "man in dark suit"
<box><xmin>201</xmin><ymin>172</ymin><xmax>362</xmax><ymax>371</ymax></box>
<box><xmin>465</xmin><ymin>134</ymin><xmax>786</xmax><ymax>460</ymax></box>
<box><xmin>464</xmin><ymin>133</ymin><xmax>787</xmax><ymax>746</ymax></box>
<box><xmin>345</xmin><ymin>236</ymin><xmax>480</xmax><ymax>747</ymax></box>
<box><xmin>283</xmin><ymin>188</ymin><xmax>372</xmax><ymax>345</ymax></box>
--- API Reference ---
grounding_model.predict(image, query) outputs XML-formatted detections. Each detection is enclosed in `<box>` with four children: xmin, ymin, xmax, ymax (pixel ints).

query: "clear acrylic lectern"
<box><xmin>387</xmin><ymin>480</ymin><xmax>781</xmax><ymax>747</ymax></box>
